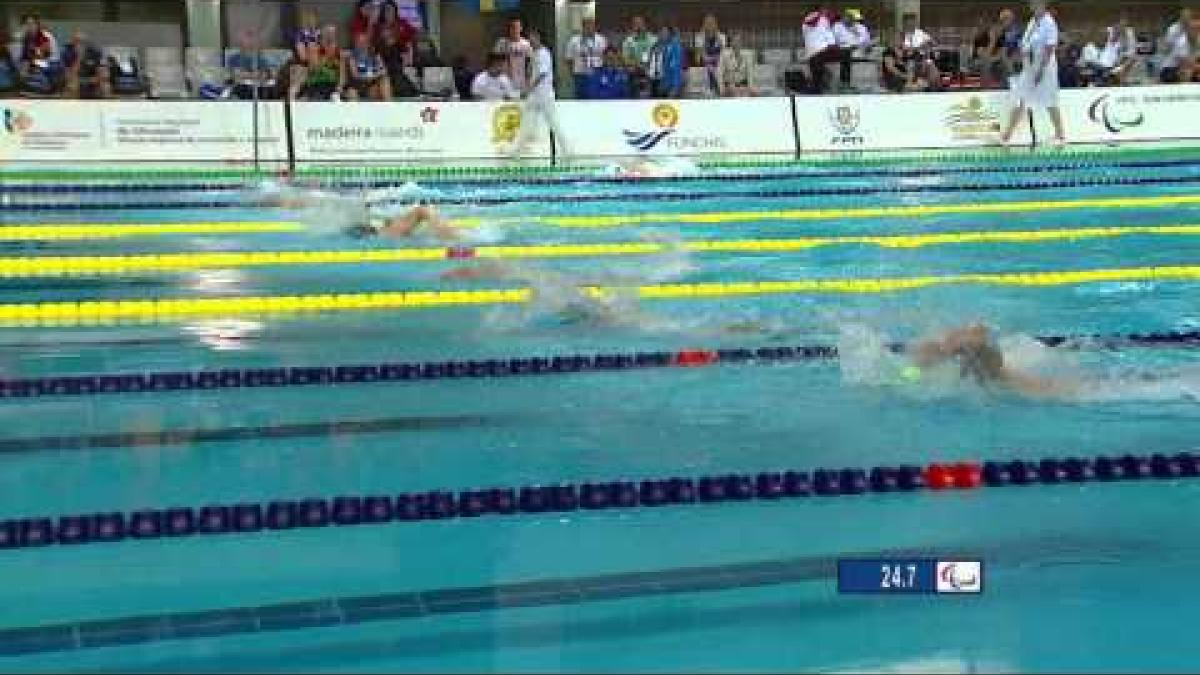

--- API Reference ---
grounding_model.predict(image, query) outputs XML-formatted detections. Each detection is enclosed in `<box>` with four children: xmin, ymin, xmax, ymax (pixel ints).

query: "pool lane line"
<box><xmin>6</xmin><ymin>174</ymin><xmax>1200</xmax><ymax>211</ymax></box>
<box><xmin>4</xmin><ymin>224</ymin><xmax>1200</xmax><ymax>276</ymax></box>
<box><xmin>0</xmin><ymin>222</ymin><xmax>303</xmax><ymax>241</ymax></box>
<box><xmin>0</xmin><ymin>330</ymin><xmax>1195</xmax><ymax>400</ymax></box>
<box><xmin>1</xmin><ymin>264</ymin><xmax>1200</xmax><ymax>325</ymax></box>
<box><xmin>7</xmin><ymin>192</ymin><xmax>1200</xmax><ymax>241</ymax></box>
<box><xmin>7</xmin><ymin>156</ymin><xmax>1200</xmax><ymax>194</ymax></box>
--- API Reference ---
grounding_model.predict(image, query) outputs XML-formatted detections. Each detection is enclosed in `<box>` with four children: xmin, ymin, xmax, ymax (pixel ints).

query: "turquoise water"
<box><xmin>2</xmin><ymin>155</ymin><xmax>1200</xmax><ymax>672</ymax></box>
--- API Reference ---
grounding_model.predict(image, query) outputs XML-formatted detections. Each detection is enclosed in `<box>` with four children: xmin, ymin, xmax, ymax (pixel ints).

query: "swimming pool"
<box><xmin>2</xmin><ymin>147</ymin><xmax>1200</xmax><ymax>672</ymax></box>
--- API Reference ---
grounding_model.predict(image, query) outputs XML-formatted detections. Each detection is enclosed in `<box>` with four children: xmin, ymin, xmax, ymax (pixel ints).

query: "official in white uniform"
<box><xmin>1001</xmin><ymin>0</ymin><xmax>1066</xmax><ymax>147</ymax></box>
<box><xmin>514</xmin><ymin>29</ymin><xmax>570</xmax><ymax>159</ymax></box>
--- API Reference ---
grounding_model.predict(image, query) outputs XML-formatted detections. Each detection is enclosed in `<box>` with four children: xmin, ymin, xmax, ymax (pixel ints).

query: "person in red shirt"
<box><xmin>375</xmin><ymin>0</ymin><xmax>415</xmax><ymax>58</ymax></box>
<box><xmin>19</xmin><ymin>14</ymin><xmax>58</xmax><ymax>65</ymax></box>
<box><xmin>348</xmin><ymin>0</ymin><xmax>380</xmax><ymax>44</ymax></box>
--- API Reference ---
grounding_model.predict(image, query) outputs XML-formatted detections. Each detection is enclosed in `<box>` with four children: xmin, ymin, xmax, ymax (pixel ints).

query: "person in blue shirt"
<box><xmin>647</xmin><ymin>25</ymin><xmax>682</xmax><ymax>98</ymax></box>
<box><xmin>586</xmin><ymin>47</ymin><xmax>631</xmax><ymax>99</ymax></box>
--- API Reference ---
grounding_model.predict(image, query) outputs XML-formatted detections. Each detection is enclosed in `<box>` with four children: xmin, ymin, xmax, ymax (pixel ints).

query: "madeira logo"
<box><xmin>491</xmin><ymin>104</ymin><xmax>522</xmax><ymax>145</ymax></box>
<box><xmin>623</xmin><ymin>103</ymin><xmax>679</xmax><ymax>151</ymax></box>
<box><xmin>1088</xmin><ymin>94</ymin><xmax>1144</xmax><ymax>133</ymax></box>
<box><xmin>943</xmin><ymin>96</ymin><xmax>1000</xmax><ymax>140</ymax></box>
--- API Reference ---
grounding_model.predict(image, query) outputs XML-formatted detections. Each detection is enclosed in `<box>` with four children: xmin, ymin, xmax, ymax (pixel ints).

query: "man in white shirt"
<box><xmin>565</xmin><ymin>16</ymin><xmax>607</xmax><ymax>98</ymax></box>
<box><xmin>513</xmin><ymin>28</ymin><xmax>569</xmax><ymax>159</ymax></box>
<box><xmin>494</xmin><ymin>18</ymin><xmax>532</xmax><ymax>92</ymax></box>
<box><xmin>1161</xmin><ymin>8</ymin><xmax>1194</xmax><ymax>83</ymax></box>
<box><xmin>832</xmin><ymin>8</ymin><xmax>871</xmax><ymax>91</ymax></box>
<box><xmin>471</xmin><ymin>52</ymin><xmax>520</xmax><ymax>101</ymax></box>
<box><xmin>802</xmin><ymin>7</ymin><xmax>838</xmax><ymax>94</ymax></box>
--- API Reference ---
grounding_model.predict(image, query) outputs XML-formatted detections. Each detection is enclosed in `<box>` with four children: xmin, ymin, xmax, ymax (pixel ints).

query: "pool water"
<box><xmin>2</xmin><ymin>151</ymin><xmax>1200</xmax><ymax>672</ymax></box>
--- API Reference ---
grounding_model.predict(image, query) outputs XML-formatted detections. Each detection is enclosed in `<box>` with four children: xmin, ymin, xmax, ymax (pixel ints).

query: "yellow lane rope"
<box><xmin>0</xmin><ymin>222</ymin><xmax>303</xmax><ymax>241</ymax></box>
<box><xmin>3</xmin><ymin>224</ymin><xmax>1200</xmax><ymax>276</ymax></box>
<box><xmin>5</xmin><ymin>193</ymin><xmax>1199</xmax><ymax>239</ymax></box>
<box><xmin>2</xmin><ymin>265</ymin><xmax>1198</xmax><ymax>324</ymax></box>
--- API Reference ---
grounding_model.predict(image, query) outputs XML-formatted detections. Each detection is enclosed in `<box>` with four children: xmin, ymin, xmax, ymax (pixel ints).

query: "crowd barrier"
<box><xmin>2</xmin><ymin>85</ymin><xmax>1198</xmax><ymax>168</ymax></box>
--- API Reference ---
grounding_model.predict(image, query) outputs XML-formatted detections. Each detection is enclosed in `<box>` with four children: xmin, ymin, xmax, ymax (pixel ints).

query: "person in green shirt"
<box><xmin>621</xmin><ymin>15</ymin><xmax>656</xmax><ymax>97</ymax></box>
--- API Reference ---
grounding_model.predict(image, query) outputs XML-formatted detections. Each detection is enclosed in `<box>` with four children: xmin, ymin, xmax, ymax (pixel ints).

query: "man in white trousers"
<box><xmin>513</xmin><ymin>28</ymin><xmax>570</xmax><ymax>160</ymax></box>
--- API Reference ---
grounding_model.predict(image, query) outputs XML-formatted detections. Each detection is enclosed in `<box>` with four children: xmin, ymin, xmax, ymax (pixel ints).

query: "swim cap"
<box><xmin>900</xmin><ymin>365</ymin><xmax>923</xmax><ymax>383</ymax></box>
<box><xmin>344</xmin><ymin>224</ymin><xmax>378</xmax><ymax>239</ymax></box>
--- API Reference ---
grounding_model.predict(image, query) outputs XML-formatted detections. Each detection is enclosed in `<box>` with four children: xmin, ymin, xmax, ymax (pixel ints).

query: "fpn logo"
<box><xmin>1088</xmin><ymin>94</ymin><xmax>1144</xmax><ymax>133</ymax></box>
<box><xmin>623</xmin><ymin>103</ymin><xmax>679</xmax><ymax>151</ymax></box>
<box><xmin>828</xmin><ymin>105</ymin><xmax>864</xmax><ymax>146</ymax></box>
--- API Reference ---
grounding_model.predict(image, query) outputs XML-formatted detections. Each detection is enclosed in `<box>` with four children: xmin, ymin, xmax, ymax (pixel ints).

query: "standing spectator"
<box><xmin>719</xmin><ymin>32</ymin><xmax>753</xmax><ymax>97</ymax></box>
<box><xmin>344</xmin><ymin>30</ymin><xmax>392</xmax><ymax>101</ymax></box>
<box><xmin>374</xmin><ymin>1</ymin><xmax>415</xmax><ymax>64</ymax></box>
<box><xmin>622</xmin><ymin>15</ymin><xmax>656</xmax><ymax>97</ymax></box>
<box><xmin>62</xmin><ymin>30</ymin><xmax>109</xmax><ymax>99</ymax></box>
<box><xmin>1001</xmin><ymin>0</ymin><xmax>1066</xmax><ymax>147</ymax></box>
<box><xmin>647</xmin><ymin>24</ymin><xmax>683</xmax><ymax>98</ymax></box>
<box><xmin>471</xmin><ymin>52</ymin><xmax>519</xmax><ymax>101</ymax></box>
<box><xmin>514</xmin><ymin>28</ymin><xmax>569</xmax><ymax>158</ymax></box>
<box><xmin>566</xmin><ymin>16</ymin><xmax>607</xmax><ymax>98</ymax></box>
<box><xmin>1160</xmin><ymin>8</ymin><xmax>1194</xmax><ymax>83</ymax></box>
<box><xmin>348</xmin><ymin>0</ymin><xmax>380</xmax><ymax>45</ymax></box>
<box><xmin>494</xmin><ymin>18</ymin><xmax>532</xmax><ymax>92</ymax></box>
<box><xmin>693</xmin><ymin>14</ymin><xmax>726</xmax><ymax>96</ymax></box>
<box><xmin>379</xmin><ymin>27</ymin><xmax>420</xmax><ymax>97</ymax></box>
<box><xmin>1095</xmin><ymin>16</ymin><xmax>1138</xmax><ymax>85</ymax></box>
<box><xmin>833</xmin><ymin>9</ymin><xmax>870</xmax><ymax>91</ymax></box>
<box><xmin>803</xmin><ymin>7</ymin><xmax>839</xmax><ymax>94</ymax></box>
<box><xmin>585</xmin><ymin>46</ymin><xmax>631</xmax><ymax>99</ymax></box>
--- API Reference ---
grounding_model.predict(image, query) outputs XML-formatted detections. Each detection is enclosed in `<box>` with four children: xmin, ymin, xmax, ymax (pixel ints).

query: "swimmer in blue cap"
<box><xmin>903</xmin><ymin>323</ymin><xmax>1072</xmax><ymax>398</ymax></box>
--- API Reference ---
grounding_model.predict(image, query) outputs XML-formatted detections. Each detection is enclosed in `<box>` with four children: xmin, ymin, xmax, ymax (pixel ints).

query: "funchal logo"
<box><xmin>491</xmin><ymin>104</ymin><xmax>522</xmax><ymax>146</ymax></box>
<box><xmin>943</xmin><ymin>96</ymin><xmax>1001</xmax><ymax>140</ymax></box>
<box><xmin>623</xmin><ymin>102</ymin><xmax>680</xmax><ymax>151</ymax></box>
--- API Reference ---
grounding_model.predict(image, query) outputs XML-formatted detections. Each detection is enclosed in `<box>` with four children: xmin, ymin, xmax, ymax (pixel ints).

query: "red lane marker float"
<box><xmin>924</xmin><ymin>463</ymin><xmax>983</xmax><ymax>491</ymax></box>
<box><xmin>674</xmin><ymin>350</ymin><xmax>719</xmax><ymax>367</ymax></box>
<box><xmin>446</xmin><ymin>246</ymin><xmax>477</xmax><ymax>259</ymax></box>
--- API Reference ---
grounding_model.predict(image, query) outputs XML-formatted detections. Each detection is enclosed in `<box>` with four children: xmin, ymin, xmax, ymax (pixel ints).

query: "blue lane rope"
<box><xmin>1</xmin><ymin>330</ymin><xmax>1197</xmax><ymax>401</ymax></box>
<box><xmin>4</xmin><ymin>175</ymin><xmax>1200</xmax><ymax>212</ymax></box>
<box><xmin>3</xmin><ymin>157</ymin><xmax>1200</xmax><ymax>194</ymax></box>
<box><xmin>1</xmin><ymin>451</ymin><xmax>1197</xmax><ymax>551</ymax></box>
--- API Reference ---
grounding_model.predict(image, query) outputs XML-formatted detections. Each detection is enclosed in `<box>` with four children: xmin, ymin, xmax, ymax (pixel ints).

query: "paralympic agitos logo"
<box><xmin>1088</xmin><ymin>94</ymin><xmax>1145</xmax><ymax>133</ymax></box>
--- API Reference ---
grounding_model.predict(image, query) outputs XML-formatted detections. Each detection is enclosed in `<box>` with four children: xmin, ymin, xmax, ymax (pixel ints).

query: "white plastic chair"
<box><xmin>762</xmin><ymin>49</ymin><xmax>793</xmax><ymax>67</ymax></box>
<box><xmin>752</xmin><ymin>62</ymin><xmax>781</xmax><ymax>95</ymax></box>
<box><xmin>422</xmin><ymin>66</ymin><xmax>453</xmax><ymax>94</ymax></box>
<box><xmin>685</xmin><ymin>66</ymin><xmax>711</xmax><ymax>98</ymax></box>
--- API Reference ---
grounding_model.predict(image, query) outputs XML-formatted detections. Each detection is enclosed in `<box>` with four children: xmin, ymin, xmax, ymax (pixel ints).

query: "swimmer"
<box><xmin>343</xmin><ymin>204</ymin><xmax>463</xmax><ymax>242</ymax></box>
<box><xmin>603</xmin><ymin>156</ymin><xmax>699</xmax><ymax>179</ymax></box>
<box><xmin>901</xmin><ymin>323</ymin><xmax>1075</xmax><ymax>398</ymax></box>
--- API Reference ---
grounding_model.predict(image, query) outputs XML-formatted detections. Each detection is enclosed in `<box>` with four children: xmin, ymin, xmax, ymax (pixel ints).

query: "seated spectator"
<box><xmin>1160</xmin><ymin>8</ymin><xmax>1194</xmax><ymax>83</ymax></box>
<box><xmin>226</xmin><ymin>30</ymin><xmax>276</xmax><ymax>99</ymax></box>
<box><xmin>833</xmin><ymin>8</ymin><xmax>870</xmax><ymax>91</ymax></box>
<box><xmin>880</xmin><ymin>43</ymin><xmax>927</xmax><ymax>92</ymax></box>
<box><xmin>0</xmin><ymin>49</ymin><xmax>19</xmax><ymax>95</ymax></box>
<box><xmin>452</xmin><ymin>55</ymin><xmax>476</xmax><ymax>100</ymax></box>
<box><xmin>348</xmin><ymin>0</ymin><xmax>380</xmax><ymax>45</ymax></box>
<box><xmin>899</xmin><ymin>13</ymin><xmax>940</xmax><ymax>90</ymax></box>
<box><xmin>412</xmin><ymin>31</ymin><xmax>445</xmax><ymax>68</ymax></box>
<box><xmin>718</xmin><ymin>32</ymin><xmax>753</xmax><ymax>97</ymax></box>
<box><xmin>289</xmin><ymin>9</ymin><xmax>322</xmax><ymax>95</ymax></box>
<box><xmin>803</xmin><ymin>6</ymin><xmax>839</xmax><ymax>94</ymax></box>
<box><xmin>1105</xmin><ymin>14</ymin><xmax>1140</xmax><ymax>84</ymax></box>
<box><xmin>471</xmin><ymin>52</ymin><xmax>519</xmax><ymax>101</ymax></box>
<box><xmin>585</xmin><ymin>46</ymin><xmax>631</xmax><ymax>99</ymax></box>
<box><xmin>344</xmin><ymin>30</ymin><xmax>391</xmax><ymax>101</ymax></box>
<box><xmin>622</xmin><ymin>15</ymin><xmax>656</xmax><ymax>97</ymax></box>
<box><xmin>378</xmin><ymin>27</ymin><xmax>420</xmax><ymax>97</ymax></box>
<box><xmin>494</xmin><ymin>18</ymin><xmax>531</xmax><ymax>92</ymax></box>
<box><xmin>1057</xmin><ymin>34</ymin><xmax>1084</xmax><ymax>88</ymax></box>
<box><xmin>647</xmin><ymin>24</ymin><xmax>683</xmax><ymax>98</ymax></box>
<box><xmin>62</xmin><ymin>30</ymin><xmax>109</xmax><ymax>99</ymax></box>
<box><xmin>375</xmin><ymin>0</ymin><xmax>415</xmax><ymax>59</ymax></box>
<box><xmin>107</xmin><ymin>49</ymin><xmax>147</xmax><ymax>98</ymax></box>
<box><xmin>19</xmin><ymin>14</ymin><xmax>59</xmax><ymax>66</ymax></box>
<box><xmin>290</xmin><ymin>25</ymin><xmax>344</xmax><ymax>100</ymax></box>
<box><xmin>694</xmin><ymin>14</ymin><xmax>726</xmax><ymax>96</ymax></box>
<box><xmin>17</xmin><ymin>14</ymin><xmax>64</xmax><ymax>96</ymax></box>
<box><xmin>566</xmin><ymin>16</ymin><xmax>607</xmax><ymax>98</ymax></box>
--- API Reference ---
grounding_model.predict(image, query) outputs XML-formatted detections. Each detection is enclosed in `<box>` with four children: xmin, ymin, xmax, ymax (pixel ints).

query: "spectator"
<box><xmin>289</xmin><ymin>9</ymin><xmax>322</xmax><ymax>96</ymax></box>
<box><xmin>900</xmin><ymin>13</ymin><xmax>940</xmax><ymax>90</ymax></box>
<box><xmin>494</xmin><ymin>18</ymin><xmax>532</xmax><ymax>92</ymax></box>
<box><xmin>0</xmin><ymin>48</ymin><xmax>19</xmax><ymax>95</ymax></box>
<box><xmin>19</xmin><ymin>14</ymin><xmax>59</xmax><ymax>65</ymax></box>
<box><xmin>973</xmin><ymin>13</ymin><xmax>1006</xmax><ymax>87</ymax></box>
<box><xmin>514</xmin><ymin>27</ymin><xmax>569</xmax><ymax>158</ymax></box>
<box><xmin>803</xmin><ymin>6</ymin><xmax>839</xmax><ymax>94</ymax></box>
<box><xmin>375</xmin><ymin>0</ymin><xmax>415</xmax><ymax>59</ymax></box>
<box><xmin>1160</xmin><ymin>8</ymin><xmax>1194</xmax><ymax>83</ymax></box>
<box><xmin>471</xmin><ymin>52</ymin><xmax>519</xmax><ymax>101</ymax></box>
<box><xmin>880</xmin><ymin>42</ymin><xmax>926</xmax><ymax>92</ymax></box>
<box><xmin>348</xmin><ymin>0</ymin><xmax>380</xmax><ymax>45</ymax></box>
<box><xmin>226</xmin><ymin>29</ymin><xmax>275</xmax><ymax>99</ymax></box>
<box><xmin>647</xmin><ymin>24</ymin><xmax>683</xmax><ymax>98</ymax></box>
<box><xmin>290</xmin><ymin>25</ymin><xmax>344</xmax><ymax>101</ymax></box>
<box><xmin>413</xmin><ymin>31</ymin><xmax>445</xmax><ymax>68</ymax></box>
<box><xmin>107</xmin><ymin>49</ymin><xmax>147</xmax><ymax>98</ymax></box>
<box><xmin>17</xmin><ymin>13</ymin><xmax>63</xmax><ymax>96</ymax></box>
<box><xmin>566</xmin><ymin>16</ymin><xmax>607</xmax><ymax>98</ymax></box>
<box><xmin>718</xmin><ymin>32</ymin><xmax>753</xmax><ymax>97</ymax></box>
<box><xmin>622</xmin><ymin>15</ymin><xmax>656</xmax><ymax>97</ymax></box>
<box><xmin>452</xmin><ymin>55</ymin><xmax>475</xmax><ymax>100</ymax></box>
<box><xmin>585</xmin><ymin>46</ymin><xmax>631</xmax><ymax>99</ymax></box>
<box><xmin>1079</xmin><ymin>29</ymin><xmax>1106</xmax><ymax>86</ymax></box>
<box><xmin>694</xmin><ymin>14</ymin><xmax>726</xmax><ymax>96</ymax></box>
<box><xmin>1000</xmin><ymin>0</ymin><xmax>1066</xmax><ymax>147</ymax></box>
<box><xmin>1057</xmin><ymin>33</ymin><xmax>1084</xmax><ymax>88</ymax></box>
<box><xmin>1106</xmin><ymin>13</ymin><xmax>1140</xmax><ymax>84</ymax></box>
<box><xmin>62</xmin><ymin>30</ymin><xmax>109</xmax><ymax>99</ymax></box>
<box><xmin>344</xmin><ymin>30</ymin><xmax>391</xmax><ymax>101</ymax></box>
<box><xmin>379</xmin><ymin>27</ymin><xmax>421</xmax><ymax>97</ymax></box>
<box><xmin>833</xmin><ymin>8</ymin><xmax>870</xmax><ymax>91</ymax></box>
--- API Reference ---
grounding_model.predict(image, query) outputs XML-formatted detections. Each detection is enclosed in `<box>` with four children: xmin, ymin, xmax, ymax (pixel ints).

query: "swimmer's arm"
<box><xmin>998</xmin><ymin>368</ymin><xmax>1074</xmax><ymax>399</ymax></box>
<box><xmin>379</xmin><ymin>205</ymin><xmax>437</xmax><ymax>238</ymax></box>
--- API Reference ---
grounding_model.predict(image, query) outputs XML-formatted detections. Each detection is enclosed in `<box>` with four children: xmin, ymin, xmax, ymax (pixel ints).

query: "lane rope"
<box><xmin>0</xmin><ymin>222</ymin><xmax>303</xmax><ymax>241</ymax></box>
<box><xmin>0</xmin><ymin>264</ymin><xmax>1199</xmax><ymax>324</ymax></box>
<box><xmin>5</xmin><ymin>224</ymin><xmax>1200</xmax><ymax>276</ymax></box>
<box><xmin>1</xmin><ymin>330</ymin><xmax>1196</xmax><ymax>400</ymax></box>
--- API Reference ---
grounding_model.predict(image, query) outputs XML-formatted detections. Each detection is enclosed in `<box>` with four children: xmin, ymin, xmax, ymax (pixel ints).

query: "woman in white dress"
<box><xmin>1000</xmin><ymin>0</ymin><xmax>1066</xmax><ymax>147</ymax></box>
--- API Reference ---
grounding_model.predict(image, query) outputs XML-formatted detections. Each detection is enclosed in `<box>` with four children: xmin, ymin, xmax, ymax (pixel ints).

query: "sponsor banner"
<box><xmin>554</xmin><ymin>98</ymin><xmax>795</xmax><ymax>158</ymax></box>
<box><xmin>795</xmin><ymin>91</ymin><xmax>1034</xmax><ymax>152</ymax></box>
<box><xmin>0</xmin><ymin>101</ymin><xmax>285</xmax><ymax>163</ymax></box>
<box><xmin>290</xmin><ymin>101</ymin><xmax>551</xmax><ymax>163</ymax></box>
<box><xmin>1034</xmin><ymin>84</ymin><xmax>1200</xmax><ymax>145</ymax></box>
